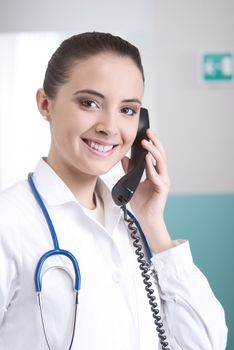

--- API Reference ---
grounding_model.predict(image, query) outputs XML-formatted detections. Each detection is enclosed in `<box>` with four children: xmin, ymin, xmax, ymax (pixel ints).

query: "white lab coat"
<box><xmin>0</xmin><ymin>159</ymin><xmax>227</xmax><ymax>349</ymax></box>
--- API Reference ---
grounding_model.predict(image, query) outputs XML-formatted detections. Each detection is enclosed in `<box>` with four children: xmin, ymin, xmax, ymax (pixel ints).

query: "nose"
<box><xmin>95</xmin><ymin>110</ymin><xmax>118</xmax><ymax>136</ymax></box>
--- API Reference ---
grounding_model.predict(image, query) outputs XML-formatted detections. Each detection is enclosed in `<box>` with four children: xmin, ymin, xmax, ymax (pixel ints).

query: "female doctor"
<box><xmin>0</xmin><ymin>32</ymin><xmax>227</xmax><ymax>349</ymax></box>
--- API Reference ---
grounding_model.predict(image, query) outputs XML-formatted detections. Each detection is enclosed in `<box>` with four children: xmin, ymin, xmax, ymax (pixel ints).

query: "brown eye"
<box><xmin>80</xmin><ymin>100</ymin><xmax>98</xmax><ymax>109</ymax></box>
<box><xmin>121</xmin><ymin>107</ymin><xmax>136</xmax><ymax>116</ymax></box>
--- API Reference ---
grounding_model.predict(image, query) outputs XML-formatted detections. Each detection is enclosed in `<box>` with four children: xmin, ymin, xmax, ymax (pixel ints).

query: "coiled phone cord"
<box><xmin>122</xmin><ymin>205</ymin><xmax>170</xmax><ymax>350</ymax></box>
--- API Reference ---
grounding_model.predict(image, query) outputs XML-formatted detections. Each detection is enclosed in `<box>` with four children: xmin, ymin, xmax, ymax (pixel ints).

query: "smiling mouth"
<box><xmin>83</xmin><ymin>139</ymin><xmax>117</xmax><ymax>153</ymax></box>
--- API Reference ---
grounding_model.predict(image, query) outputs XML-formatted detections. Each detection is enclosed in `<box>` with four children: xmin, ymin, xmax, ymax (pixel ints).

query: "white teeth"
<box><xmin>89</xmin><ymin>140</ymin><xmax>113</xmax><ymax>153</ymax></box>
<box><xmin>103</xmin><ymin>145</ymin><xmax>112</xmax><ymax>152</ymax></box>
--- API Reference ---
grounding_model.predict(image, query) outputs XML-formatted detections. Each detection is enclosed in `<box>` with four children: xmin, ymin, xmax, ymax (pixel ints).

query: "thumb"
<box><xmin>121</xmin><ymin>156</ymin><xmax>130</xmax><ymax>174</ymax></box>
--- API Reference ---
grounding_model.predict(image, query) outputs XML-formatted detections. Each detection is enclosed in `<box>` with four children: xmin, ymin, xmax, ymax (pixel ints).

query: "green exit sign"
<box><xmin>202</xmin><ymin>53</ymin><xmax>233</xmax><ymax>81</ymax></box>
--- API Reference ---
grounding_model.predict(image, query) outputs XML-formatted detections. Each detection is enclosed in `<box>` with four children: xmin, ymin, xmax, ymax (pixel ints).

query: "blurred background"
<box><xmin>0</xmin><ymin>0</ymin><xmax>233</xmax><ymax>348</ymax></box>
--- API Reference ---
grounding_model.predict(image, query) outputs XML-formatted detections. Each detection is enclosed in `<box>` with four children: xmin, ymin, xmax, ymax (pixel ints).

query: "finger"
<box><xmin>145</xmin><ymin>153</ymin><xmax>163</xmax><ymax>187</ymax></box>
<box><xmin>142</xmin><ymin>140</ymin><xmax>168</xmax><ymax>176</ymax></box>
<box><xmin>146</xmin><ymin>129</ymin><xmax>167</xmax><ymax>160</ymax></box>
<box><xmin>147</xmin><ymin>151</ymin><xmax>166</xmax><ymax>177</ymax></box>
<box><xmin>145</xmin><ymin>153</ymin><xmax>170</xmax><ymax>189</ymax></box>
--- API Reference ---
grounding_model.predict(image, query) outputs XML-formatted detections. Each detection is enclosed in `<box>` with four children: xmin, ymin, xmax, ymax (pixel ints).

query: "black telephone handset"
<box><xmin>112</xmin><ymin>107</ymin><xmax>150</xmax><ymax>206</ymax></box>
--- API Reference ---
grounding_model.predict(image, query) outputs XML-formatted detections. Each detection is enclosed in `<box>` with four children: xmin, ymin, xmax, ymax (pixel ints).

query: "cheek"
<box><xmin>123</xmin><ymin>123</ymin><xmax>138</xmax><ymax>148</ymax></box>
<box><xmin>51</xmin><ymin>114</ymin><xmax>86</xmax><ymax>139</ymax></box>
<box><xmin>51</xmin><ymin>121</ymin><xmax>77</xmax><ymax>149</ymax></box>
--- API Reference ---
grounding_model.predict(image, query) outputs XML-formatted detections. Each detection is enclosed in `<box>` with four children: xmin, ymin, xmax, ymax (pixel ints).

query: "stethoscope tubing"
<box><xmin>28</xmin><ymin>172</ymin><xmax>59</xmax><ymax>249</ymax></box>
<box><xmin>35</xmin><ymin>249</ymin><xmax>81</xmax><ymax>292</ymax></box>
<box><xmin>28</xmin><ymin>173</ymin><xmax>81</xmax><ymax>293</ymax></box>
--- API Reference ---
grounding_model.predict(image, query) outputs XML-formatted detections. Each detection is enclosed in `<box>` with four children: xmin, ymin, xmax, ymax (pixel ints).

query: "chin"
<box><xmin>88</xmin><ymin>168</ymin><xmax>112</xmax><ymax>177</ymax></box>
<box><xmin>86</xmin><ymin>163</ymin><xmax>117</xmax><ymax>177</ymax></box>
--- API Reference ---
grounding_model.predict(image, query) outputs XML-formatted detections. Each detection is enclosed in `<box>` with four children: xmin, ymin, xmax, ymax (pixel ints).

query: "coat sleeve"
<box><xmin>151</xmin><ymin>240</ymin><xmax>228</xmax><ymax>350</ymax></box>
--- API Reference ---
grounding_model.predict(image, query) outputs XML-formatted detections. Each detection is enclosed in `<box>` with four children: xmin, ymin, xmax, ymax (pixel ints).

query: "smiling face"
<box><xmin>37</xmin><ymin>52</ymin><xmax>144</xmax><ymax>180</ymax></box>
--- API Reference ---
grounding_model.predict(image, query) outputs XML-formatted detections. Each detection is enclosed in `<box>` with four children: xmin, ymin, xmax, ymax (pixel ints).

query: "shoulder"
<box><xmin>0</xmin><ymin>181</ymin><xmax>32</xmax><ymax>257</ymax></box>
<box><xmin>0</xmin><ymin>179</ymin><xmax>31</xmax><ymax>205</ymax></box>
<box><xmin>0</xmin><ymin>180</ymin><xmax>33</xmax><ymax>225</ymax></box>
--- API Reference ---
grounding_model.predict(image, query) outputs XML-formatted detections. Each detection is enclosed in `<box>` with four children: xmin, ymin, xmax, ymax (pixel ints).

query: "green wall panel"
<box><xmin>165</xmin><ymin>194</ymin><xmax>234</xmax><ymax>350</ymax></box>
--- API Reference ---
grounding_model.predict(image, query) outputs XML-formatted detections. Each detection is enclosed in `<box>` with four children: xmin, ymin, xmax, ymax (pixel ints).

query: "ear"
<box><xmin>36</xmin><ymin>88</ymin><xmax>52</xmax><ymax>121</ymax></box>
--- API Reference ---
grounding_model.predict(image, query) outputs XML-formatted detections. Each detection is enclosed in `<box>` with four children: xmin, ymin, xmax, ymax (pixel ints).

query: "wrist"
<box><xmin>140</xmin><ymin>220</ymin><xmax>174</xmax><ymax>254</ymax></box>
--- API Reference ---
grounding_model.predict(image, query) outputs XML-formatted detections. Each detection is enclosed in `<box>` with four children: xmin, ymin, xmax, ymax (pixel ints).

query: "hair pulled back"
<box><xmin>43</xmin><ymin>31</ymin><xmax>145</xmax><ymax>99</ymax></box>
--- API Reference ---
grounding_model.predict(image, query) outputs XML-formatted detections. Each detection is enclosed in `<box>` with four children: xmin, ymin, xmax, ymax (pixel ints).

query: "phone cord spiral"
<box><xmin>122</xmin><ymin>205</ymin><xmax>170</xmax><ymax>350</ymax></box>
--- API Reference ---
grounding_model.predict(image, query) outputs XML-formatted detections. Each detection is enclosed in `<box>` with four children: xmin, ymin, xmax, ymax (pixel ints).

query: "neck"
<box><xmin>45</xmin><ymin>156</ymin><xmax>98</xmax><ymax>209</ymax></box>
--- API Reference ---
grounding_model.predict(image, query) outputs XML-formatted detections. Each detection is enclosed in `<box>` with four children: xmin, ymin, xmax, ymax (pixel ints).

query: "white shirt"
<box><xmin>0</xmin><ymin>159</ymin><xmax>227</xmax><ymax>349</ymax></box>
<box><xmin>83</xmin><ymin>191</ymin><xmax>105</xmax><ymax>226</ymax></box>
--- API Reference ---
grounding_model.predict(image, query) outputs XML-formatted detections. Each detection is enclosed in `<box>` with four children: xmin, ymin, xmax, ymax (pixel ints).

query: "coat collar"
<box><xmin>32</xmin><ymin>158</ymin><xmax>121</xmax><ymax>211</ymax></box>
<box><xmin>32</xmin><ymin>158</ymin><xmax>77</xmax><ymax>206</ymax></box>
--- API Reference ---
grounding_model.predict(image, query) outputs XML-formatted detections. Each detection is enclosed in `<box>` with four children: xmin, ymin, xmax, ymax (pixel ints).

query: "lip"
<box><xmin>82</xmin><ymin>138</ymin><xmax>117</xmax><ymax>146</ymax></box>
<box><xmin>82</xmin><ymin>138</ymin><xmax>118</xmax><ymax>157</ymax></box>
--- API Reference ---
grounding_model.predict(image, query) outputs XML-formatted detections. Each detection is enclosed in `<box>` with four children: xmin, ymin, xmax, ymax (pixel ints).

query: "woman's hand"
<box><xmin>121</xmin><ymin>128</ymin><xmax>173</xmax><ymax>254</ymax></box>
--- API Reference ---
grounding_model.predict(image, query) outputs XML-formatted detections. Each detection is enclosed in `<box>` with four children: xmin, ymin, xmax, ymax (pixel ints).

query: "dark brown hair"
<box><xmin>43</xmin><ymin>31</ymin><xmax>145</xmax><ymax>99</ymax></box>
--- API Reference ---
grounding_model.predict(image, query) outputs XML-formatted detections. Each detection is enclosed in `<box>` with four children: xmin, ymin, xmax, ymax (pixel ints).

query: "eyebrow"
<box><xmin>73</xmin><ymin>89</ymin><xmax>142</xmax><ymax>105</ymax></box>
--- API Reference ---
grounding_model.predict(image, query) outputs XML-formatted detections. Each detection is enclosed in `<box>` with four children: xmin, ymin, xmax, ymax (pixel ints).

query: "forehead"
<box><xmin>65</xmin><ymin>53</ymin><xmax>144</xmax><ymax>96</ymax></box>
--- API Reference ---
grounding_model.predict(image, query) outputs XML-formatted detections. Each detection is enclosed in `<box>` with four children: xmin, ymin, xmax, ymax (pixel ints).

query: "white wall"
<box><xmin>0</xmin><ymin>0</ymin><xmax>233</xmax><ymax>193</ymax></box>
<box><xmin>153</xmin><ymin>0</ymin><xmax>234</xmax><ymax>194</ymax></box>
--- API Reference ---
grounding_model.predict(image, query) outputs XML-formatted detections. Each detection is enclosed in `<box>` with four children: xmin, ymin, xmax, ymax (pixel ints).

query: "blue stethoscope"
<box><xmin>28</xmin><ymin>172</ymin><xmax>152</xmax><ymax>350</ymax></box>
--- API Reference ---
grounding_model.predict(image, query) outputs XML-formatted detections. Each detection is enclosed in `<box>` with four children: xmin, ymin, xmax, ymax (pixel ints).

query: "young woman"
<box><xmin>0</xmin><ymin>32</ymin><xmax>227</xmax><ymax>349</ymax></box>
